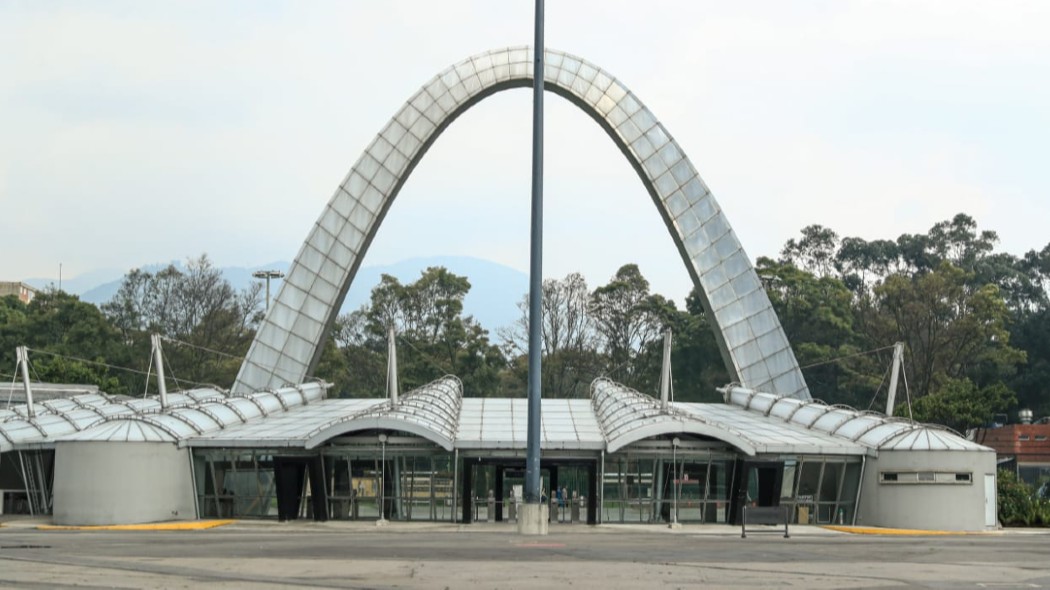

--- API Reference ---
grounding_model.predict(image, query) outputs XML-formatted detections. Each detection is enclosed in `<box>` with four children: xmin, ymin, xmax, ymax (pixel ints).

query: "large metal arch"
<box><xmin>234</xmin><ymin>46</ymin><xmax>809</xmax><ymax>400</ymax></box>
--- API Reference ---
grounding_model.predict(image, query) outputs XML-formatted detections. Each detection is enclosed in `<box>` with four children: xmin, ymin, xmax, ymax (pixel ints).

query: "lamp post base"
<box><xmin>517</xmin><ymin>503</ymin><xmax>549</xmax><ymax>536</ymax></box>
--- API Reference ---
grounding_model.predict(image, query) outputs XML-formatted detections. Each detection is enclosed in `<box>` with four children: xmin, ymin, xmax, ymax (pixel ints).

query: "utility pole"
<box><xmin>521</xmin><ymin>0</ymin><xmax>547</xmax><ymax>536</ymax></box>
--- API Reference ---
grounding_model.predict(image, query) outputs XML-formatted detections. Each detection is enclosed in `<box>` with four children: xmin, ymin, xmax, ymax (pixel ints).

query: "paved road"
<box><xmin>1</xmin><ymin>521</ymin><xmax>1048</xmax><ymax>589</ymax></box>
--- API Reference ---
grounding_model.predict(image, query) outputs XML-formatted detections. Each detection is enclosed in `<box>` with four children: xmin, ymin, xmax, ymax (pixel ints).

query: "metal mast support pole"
<box><xmin>387</xmin><ymin>325</ymin><xmax>399</xmax><ymax>407</ymax></box>
<box><xmin>16</xmin><ymin>346</ymin><xmax>35</xmax><ymax>418</ymax></box>
<box><xmin>886</xmin><ymin>341</ymin><xmax>904</xmax><ymax>417</ymax></box>
<box><xmin>659</xmin><ymin>329</ymin><xmax>672</xmax><ymax>411</ymax></box>
<box><xmin>520</xmin><ymin>0</ymin><xmax>548</xmax><ymax>536</ymax></box>
<box><xmin>151</xmin><ymin>334</ymin><xmax>168</xmax><ymax>408</ymax></box>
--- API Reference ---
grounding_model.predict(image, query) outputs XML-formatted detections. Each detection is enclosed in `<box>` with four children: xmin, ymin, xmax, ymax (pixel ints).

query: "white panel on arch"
<box><xmin>234</xmin><ymin>46</ymin><xmax>810</xmax><ymax>402</ymax></box>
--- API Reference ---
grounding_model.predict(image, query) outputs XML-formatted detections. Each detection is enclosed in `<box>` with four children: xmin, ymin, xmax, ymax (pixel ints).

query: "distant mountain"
<box><xmin>25</xmin><ymin>267</ymin><xmax>126</xmax><ymax>297</ymax></box>
<box><xmin>34</xmin><ymin>256</ymin><xmax>528</xmax><ymax>334</ymax></box>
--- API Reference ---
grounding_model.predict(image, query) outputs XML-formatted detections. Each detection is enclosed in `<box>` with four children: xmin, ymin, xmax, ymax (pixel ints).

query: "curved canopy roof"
<box><xmin>303</xmin><ymin>376</ymin><xmax>463</xmax><ymax>451</ymax></box>
<box><xmin>1</xmin><ymin>382</ymin><xmax>327</xmax><ymax>450</ymax></box>
<box><xmin>3</xmin><ymin>379</ymin><xmax>985</xmax><ymax>456</ymax></box>
<box><xmin>66</xmin><ymin>382</ymin><xmax>326</xmax><ymax>444</ymax></box>
<box><xmin>1</xmin><ymin>388</ymin><xmax>224</xmax><ymax>452</ymax></box>
<box><xmin>591</xmin><ymin>378</ymin><xmax>760</xmax><ymax>454</ymax></box>
<box><xmin>69</xmin><ymin>419</ymin><xmax>178</xmax><ymax>443</ymax></box>
<box><xmin>724</xmin><ymin>386</ymin><xmax>988</xmax><ymax>452</ymax></box>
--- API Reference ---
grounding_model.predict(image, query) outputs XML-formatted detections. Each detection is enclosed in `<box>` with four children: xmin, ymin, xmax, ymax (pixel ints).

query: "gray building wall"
<box><xmin>53</xmin><ymin>442</ymin><xmax>196</xmax><ymax>525</ymax></box>
<box><xmin>856</xmin><ymin>449</ymin><xmax>996</xmax><ymax>531</ymax></box>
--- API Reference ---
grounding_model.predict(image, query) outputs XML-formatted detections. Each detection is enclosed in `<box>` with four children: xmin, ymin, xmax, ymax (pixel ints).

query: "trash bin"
<box><xmin>509</xmin><ymin>499</ymin><xmax>517</xmax><ymax>522</ymax></box>
<box><xmin>797</xmin><ymin>505</ymin><xmax>810</xmax><ymax>524</ymax></box>
<box><xmin>570</xmin><ymin>498</ymin><xmax>581</xmax><ymax>523</ymax></box>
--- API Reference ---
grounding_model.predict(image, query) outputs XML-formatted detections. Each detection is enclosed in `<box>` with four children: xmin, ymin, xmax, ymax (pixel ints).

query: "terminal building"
<box><xmin>0</xmin><ymin>374</ymin><xmax>995</xmax><ymax>530</ymax></box>
<box><xmin>1</xmin><ymin>46</ymin><xmax>998</xmax><ymax>530</ymax></box>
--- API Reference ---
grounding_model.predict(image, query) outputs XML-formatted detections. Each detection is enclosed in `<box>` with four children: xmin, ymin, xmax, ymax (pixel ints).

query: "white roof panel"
<box><xmin>724</xmin><ymin>386</ymin><xmax>992</xmax><ymax>453</ymax></box>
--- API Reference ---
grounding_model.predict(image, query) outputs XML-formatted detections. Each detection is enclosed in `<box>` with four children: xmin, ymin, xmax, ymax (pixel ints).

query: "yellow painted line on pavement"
<box><xmin>37</xmin><ymin>519</ymin><xmax>236</xmax><ymax>531</ymax></box>
<box><xmin>823</xmin><ymin>525</ymin><xmax>988</xmax><ymax>536</ymax></box>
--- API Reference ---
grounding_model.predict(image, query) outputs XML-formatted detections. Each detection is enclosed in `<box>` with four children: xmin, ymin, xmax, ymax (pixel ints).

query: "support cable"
<box><xmin>865</xmin><ymin>363</ymin><xmax>893</xmax><ymax>411</ymax></box>
<box><xmin>901</xmin><ymin>364</ymin><xmax>914</xmax><ymax>420</ymax></box>
<box><xmin>142</xmin><ymin>350</ymin><xmax>155</xmax><ymax>397</ymax></box>
<box><xmin>798</xmin><ymin>344</ymin><xmax>897</xmax><ymax>371</ymax></box>
<box><xmin>395</xmin><ymin>334</ymin><xmax>456</xmax><ymax>377</ymax></box>
<box><xmin>25</xmin><ymin>348</ymin><xmax>216</xmax><ymax>390</ymax></box>
<box><xmin>160</xmin><ymin>336</ymin><xmax>245</xmax><ymax>361</ymax></box>
<box><xmin>161</xmin><ymin>347</ymin><xmax>187</xmax><ymax>392</ymax></box>
<box><xmin>5</xmin><ymin>371</ymin><xmax>16</xmax><ymax>409</ymax></box>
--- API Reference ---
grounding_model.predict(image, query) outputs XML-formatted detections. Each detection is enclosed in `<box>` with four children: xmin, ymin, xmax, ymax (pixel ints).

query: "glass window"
<box><xmin>820</xmin><ymin>462</ymin><xmax>843</xmax><ymax>503</ymax></box>
<box><xmin>796</xmin><ymin>460</ymin><xmax>822</xmax><ymax>502</ymax></box>
<box><xmin>781</xmin><ymin>460</ymin><xmax>798</xmax><ymax>500</ymax></box>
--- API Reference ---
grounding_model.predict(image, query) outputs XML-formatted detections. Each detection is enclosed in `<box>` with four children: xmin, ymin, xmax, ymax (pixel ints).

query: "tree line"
<box><xmin>2</xmin><ymin>214</ymin><xmax>1047</xmax><ymax>432</ymax></box>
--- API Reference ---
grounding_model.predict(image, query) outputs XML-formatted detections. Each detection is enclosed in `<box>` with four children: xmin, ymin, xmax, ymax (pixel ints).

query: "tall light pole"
<box><xmin>670</xmin><ymin>437</ymin><xmax>681</xmax><ymax>529</ymax></box>
<box><xmin>252</xmin><ymin>270</ymin><xmax>284</xmax><ymax>311</ymax></box>
<box><xmin>378</xmin><ymin>433</ymin><xmax>389</xmax><ymax>525</ymax></box>
<box><xmin>523</xmin><ymin>0</ymin><xmax>545</xmax><ymax>530</ymax></box>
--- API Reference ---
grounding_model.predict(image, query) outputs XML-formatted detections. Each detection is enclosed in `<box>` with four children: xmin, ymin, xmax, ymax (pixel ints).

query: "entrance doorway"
<box><xmin>728</xmin><ymin>460</ymin><xmax>784</xmax><ymax>525</ymax></box>
<box><xmin>273</xmin><ymin>456</ymin><xmax>328</xmax><ymax>522</ymax></box>
<box><xmin>460</xmin><ymin>458</ymin><xmax>598</xmax><ymax>525</ymax></box>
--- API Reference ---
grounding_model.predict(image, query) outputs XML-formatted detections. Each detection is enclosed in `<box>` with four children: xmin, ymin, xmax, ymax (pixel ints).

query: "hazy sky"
<box><xmin>2</xmin><ymin>1</ymin><xmax>1048</xmax><ymax>305</ymax></box>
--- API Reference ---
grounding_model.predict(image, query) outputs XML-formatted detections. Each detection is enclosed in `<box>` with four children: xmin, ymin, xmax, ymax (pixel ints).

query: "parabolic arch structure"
<box><xmin>234</xmin><ymin>46</ymin><xmax>811</xmax><ymax>401</ymax></box>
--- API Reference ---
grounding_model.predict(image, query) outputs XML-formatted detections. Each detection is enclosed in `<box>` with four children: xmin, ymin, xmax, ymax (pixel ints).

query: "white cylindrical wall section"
<box><xmin>53</xmin><ymin>442</ymin><xmax>196</xmax><ymax>525</ymax></box>
<box><xmin>856</xmin><ymin>449</ymin><xmax>996</xmax><ymax>531</ymax></box>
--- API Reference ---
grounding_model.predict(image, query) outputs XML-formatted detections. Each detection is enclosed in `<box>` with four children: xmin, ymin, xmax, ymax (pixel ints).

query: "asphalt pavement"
<box><xmin>1</xmin><ymin>517</ymin><xmax>1048</xmax><ymax>589</ymax></box>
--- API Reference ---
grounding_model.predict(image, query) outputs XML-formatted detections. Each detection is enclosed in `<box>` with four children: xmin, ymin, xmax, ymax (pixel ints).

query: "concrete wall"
<box><xmin>856</xmin><ymin>449</ymin><xmax>996</xmax><ymax>531</ymax></box>
<box><xmin>53</xmin><ymin>442</ymin><xmax>197</xmax><ymax>525</ymax></box>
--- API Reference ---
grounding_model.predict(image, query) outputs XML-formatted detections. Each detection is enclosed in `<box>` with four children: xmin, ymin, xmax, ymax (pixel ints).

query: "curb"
<box><xmin>37</xmin><ymin>519</ymin><xmax>237</xmax><ymax>531</ymax></box>
<box><xmin>821</xmin><ymin>525</ymin><xmax>995</xmax><ymax>536</ymax></box>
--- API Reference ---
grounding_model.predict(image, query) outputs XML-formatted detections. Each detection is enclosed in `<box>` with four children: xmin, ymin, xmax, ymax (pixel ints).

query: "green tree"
<box><xmin>910</xmin><ymin>378</ymin><xmax>1015</xmax><ymax>432</ymax></box>
<box><xmin>780</xmin><ymin>224</ymin><xmax>840</xmax><ymax>278</ymax></box>
<box><xmin>757</xmin><ymin>257</ymin><xmax>881</xmax><ymax>407</ymax></box>
<box><xmin>331</xmin><ymin>267</ymin><xmax>506</xmax><ymax>398</ymax></box>
<box><xmin>101</xmin><ymin>254</ymin><xmax>263</xmax><ymax>388</ymax></box>
<box><xmin>590</xmin><ymin>264</ymin><xmax>677</xmax><ymax>390</ymax></box>
<box><xmin>501</xmin><ymin>273</ymin><xmax>603</xmax><ymax>399</ymax></box>
<box><xmin>0</xmin><ymin>290</ymin><xmax>131</xmax><ymax>393</ymax></box>
<box><xmin>662</xmin><ymin>288</ymin><xmax>730</xmax><ymax>403</ymax></box>
<box><xmin>867</xmin><ymin>262</ymin><xmax>1025</xmax><ymax>404</ymax></box>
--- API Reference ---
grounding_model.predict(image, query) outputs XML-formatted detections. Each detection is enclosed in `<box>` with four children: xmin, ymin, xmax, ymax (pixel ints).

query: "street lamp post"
<box><xmin>521</xmin><ymin>0</ymin><xmax>546</xmax><ymax>537</ymax></box>
<box><xmin>252</xmin><ymin>270</ymin><xmax>284</xmax><ymax>311</ymax></box>
<box><xmin>377</xmin><ymin>433</ymin><xmax>389</xmax><ymax>526</ymax></box>
<box><xmin>670</xmin><ymin>437</ymin><xmax>681</xmax><ymax>529</ymax></box>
